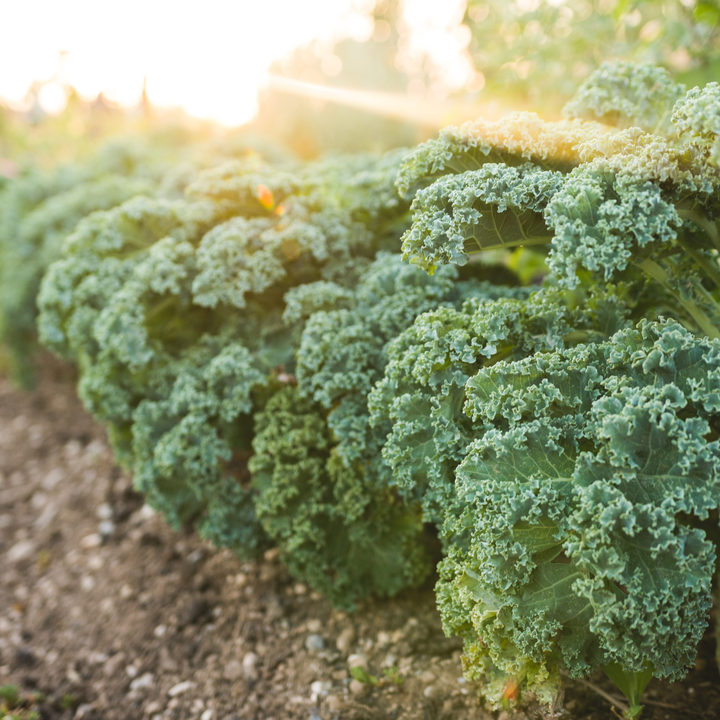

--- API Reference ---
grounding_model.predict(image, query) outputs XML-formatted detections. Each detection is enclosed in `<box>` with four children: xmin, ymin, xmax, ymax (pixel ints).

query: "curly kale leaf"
<box><xmin>369</xmin><ymin>286</ymin><xmax>629</xmax><ymax>527</ymax></box>
<box><xmin>246</xmin><ymin>253</ymin><xmax>510</xmax><ymax>605</ymax></box>
<box><xmin>400</xmin><ymin>163</ymin><xmax>564</xmax><ymax>273</ymax></box>
<box><xmin>249</xmin><ymin>387</ymin><xmax>429</xmax><ymax>610</ymax></box>
<box><xmin>295</xmin><ymin>253</ymin><xmax>468</xmax><ymax>409</ymax></box>
<box><xmin>544</xmin><ymin>167</ymin><xmax>681</xmax><ymax>286</ymax></box>
<box><xmin>37</xmin><ymin>152</ymin><xmax>412</xmax><ymax>566</ymax></box>
<box><xmin>0</xmin><ymin>168</ymin><xmax>153</xmax><ymax>385</ymax></box>
<box><xmin>673</xmin><ymin>83</ymin><xmax>720</xmax><ymax>166</ymax></box>
<box><xmin>563</xmin><ymin>60</ymin><xmax>685</xmax><ymax>136</ymax></box>
<box><xmin>396</xmin><ymin>113</ymin><xmax>605</xmax><ymax>199</ymax></box>
<box><xmin>130</xmin><ymin>340</ymin><xmax>267</xmax><ymax>557</ymax></box>
<box><xmin>438</xmin><ymin>320</ymin><xmax>720</xmax><ymax>710</ymax></box>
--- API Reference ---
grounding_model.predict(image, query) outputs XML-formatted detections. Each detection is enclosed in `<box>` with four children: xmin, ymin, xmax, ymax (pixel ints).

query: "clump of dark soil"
<box><xmin>0</xmin><ymin>355</ymin><xmax>718</xmax><ymax>720</ymax></box>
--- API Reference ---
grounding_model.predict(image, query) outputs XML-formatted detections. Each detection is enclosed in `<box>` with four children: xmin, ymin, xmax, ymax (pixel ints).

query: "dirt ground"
<box><xmin>0</xmin><ymin>355</ymin><xmax>719</xmax><ymax>720</ymax></box>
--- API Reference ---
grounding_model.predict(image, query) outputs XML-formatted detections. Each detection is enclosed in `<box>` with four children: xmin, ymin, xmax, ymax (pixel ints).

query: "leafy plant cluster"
<box><xmin>1</xmin><ymin>60</ymin><xmax>718</xmax><ymax>718</ymax></box>
<box><xmin>0</xmin><ymin>128</ymin><xmax>285</xmax><ymax>386</ymax></box>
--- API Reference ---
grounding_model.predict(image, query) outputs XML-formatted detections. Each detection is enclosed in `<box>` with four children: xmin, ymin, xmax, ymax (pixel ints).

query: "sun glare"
<box><xmin>0</xmin><ymin>0</ymin><xmax>472</xmax><ymax>126</ymax></box>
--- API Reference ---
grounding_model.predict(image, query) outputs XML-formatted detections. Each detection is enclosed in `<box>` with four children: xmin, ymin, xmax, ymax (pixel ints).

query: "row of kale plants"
<box><xmin>2</xmin><ymin>62</ymin><xmax>720</xmax><ymax>718</ymax></box>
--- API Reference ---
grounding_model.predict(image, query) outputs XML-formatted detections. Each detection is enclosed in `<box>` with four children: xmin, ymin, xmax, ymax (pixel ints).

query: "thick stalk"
<box><xmin>636</xmin><ymin>258</ymin><xmax>720</xmax><ymax>340</ymax></box>
<box><xmin>678</xmin><ymin>209</ymin><xmax>720</xmax><ymax>253</ymax></box>
<box><xmin>675</xmin><ymin>236</ymin><xmax>720</xmax><ymax>289</ymax></box>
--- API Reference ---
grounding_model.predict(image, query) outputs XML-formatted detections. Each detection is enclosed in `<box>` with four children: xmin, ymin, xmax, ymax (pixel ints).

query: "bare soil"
<box><xmin>0</xmin><ymin>355</ymin><xmax>718</xmax><ymax>720</ymax></box>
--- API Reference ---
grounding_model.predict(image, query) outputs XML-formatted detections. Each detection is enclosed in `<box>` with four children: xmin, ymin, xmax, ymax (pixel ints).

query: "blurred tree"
<box><xmin>252</xmin><ymin>0</ymin><xmax>420</xmax><ymax>157</ymax></box>
<box><xmin>461</xmin><ymin>0</ymin><xmax>720</xmax><ymax>114</ymax></box>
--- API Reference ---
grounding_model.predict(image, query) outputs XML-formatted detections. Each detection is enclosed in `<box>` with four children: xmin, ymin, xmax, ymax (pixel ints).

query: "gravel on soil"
<box><xmin>0</xmin><ymin>355</ymin><xmax>718</xmax><ymax>720</ymax></box>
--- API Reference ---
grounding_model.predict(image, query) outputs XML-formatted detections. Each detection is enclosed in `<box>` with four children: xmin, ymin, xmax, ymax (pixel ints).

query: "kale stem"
<box><xmin>677</xmin><ymin>209</ymin><xmax>720</xmax><ymax>253</ymax></box>
<box><xmin>675</xmin><ymin>235</ymin><xmax>720</xmax><ymax>289</ymax></box>
<box><xmin>637</xmin><ymin>258</ymin><xmax>720</xmax><ymax>339</ymax></box>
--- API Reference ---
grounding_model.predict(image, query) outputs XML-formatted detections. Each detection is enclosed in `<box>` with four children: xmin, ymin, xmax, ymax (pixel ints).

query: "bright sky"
<box><xmin>0</xmin><ymin>0</ymin><xmax>473</xmax><ymax>126</ymax></box>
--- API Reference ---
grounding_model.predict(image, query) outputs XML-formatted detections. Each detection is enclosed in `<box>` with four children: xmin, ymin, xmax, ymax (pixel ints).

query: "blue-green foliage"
<box><xmin>437</xmin><ymin>320</ymin><xmax>719</xmax><ymax>705</ymax></box>
<box><xmin>369</xmin><ymin>286</ymin><xmax>629</xmax><ymax>531</ymax></box>
<box><xmin>24</xmin><ymin>59</ymin><xmax>720</xmax><ymax>719</ymax></box>
<box><xmin>398</xmin><ymin>61</ymin><xmax>720</xmax><ymax>341</ymax></box>
<box><xmin>389</xmin><ymin>61</ymin><xmax>720</xmax><ymax>714</ymax></box>
<box><xmin>0</xmin><ymin>133</ymin><xmax>289</xmax><ymax>387</ymax></box>
<box><xmin>0</xmin><ymin>142</ymin><xmax>158</xmax><ymax>386</ymax></box>
<box><xmin>36</xmin><ymin>152</ymin><xmax>413</xmax><ymax>576</ymax></box>
<box><xmin>250</xmin><ymin>253</ymin><xmax>519</xmax><ymax>608</ymax></box>
<box><xmin>562</xmin><ymin>60</ymin><xmax>685</xmax><ymax>134</ymax></box>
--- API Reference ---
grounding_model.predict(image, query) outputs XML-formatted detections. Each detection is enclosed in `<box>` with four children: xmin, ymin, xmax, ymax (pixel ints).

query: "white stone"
<box><xmin>7</xmin><ymin>539</ymin><xmax>35</xmax><ymax>563</ymax></box>
<box><xmin>97</xmin><ymin>503</ymin><xmax>113</xmax><ymax>520</ymax></box>
<box><xmin>305</xmin><ymin>634</ymin><xmax>325</xmax><ymax>651</ymax></box>
<box><xmin>153</xmin><ymin>625</ymin><xmax>167</xmax><ymax>638</ymax></box>
<box><xmin>310</xmin><ymin>680</ymin><xmax>332</xmax><ymax>696</ymax></box>
<box><xmin>349</xmin><ymin>679</ymin><xmax>368</xmax><ymax>696</ymax></box>
<box><xmin>167</xmin><ymin>680</ymin><xmax>194</xmax><ymax>697</ymax></box>
<box><xmin>130</xmin><ymin>673</ymin><xmax>154</xmax><ymax>691</ymax></box>
<box><xmin>335</xmin><ymin>627</ymin><xmax>355</xmax><ymax>655</ymax></box>
<box><xmin>242</xmin><ymin>652</ymin><xmax>259</xmax><ymax>679</ymax></box>
<box><xmin>222</xmin><ymin>660</ymin><xmax>243</xmax><ymax>681</ymax></box>
<box><xmin>80</xmin><ymin>534</ymin><xmax>102</xmax><ymax>549</ymax></box>
<box><xmin>81</xmin><ymin>575</ymin><xmax>95</xmax><ymax>592</ymax></box>
<box><xmin>347</xmin><ymin>654</ymin><xmax>368</xmax><ymax>672</ymax></box>
<box><xmin>98</xmin><ymin>520</ymin><xmax>115</xmax><ymax>537</ymax></box>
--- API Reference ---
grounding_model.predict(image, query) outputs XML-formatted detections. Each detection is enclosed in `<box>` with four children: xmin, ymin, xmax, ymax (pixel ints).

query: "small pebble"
<box><xmin>306</xmin><ymin>619</ymin><xmax>322</xmax><ymax>633</ymax></box>
<box><xmin>421</xmin><ymin>670</ymin><xmax>436</xmax><ymax>684</ymax></box>
<box><xmin>349</xmin><ymin>679</ymin><xmax>368</xmax><ymax>696</ymax></box>
<box><xmin>7</xmin><ymin>539</ymin><xmax>35</xmax><ymax>563</ymax></box>
<box><xmin>376</xmin><ymin>631</ymin><xmax>391</xmax><ymax>648</ymax></box>
<box><xmin>153</xmin><ymin>625</ymin><xmax>167</xmax><ymax>638</ymax></box>
<box><xmin>382</xmin><ymin>653</ymin><xmax>397</xmax><ymax>668</ymax></box>
<box><xmin>145</xmin><ymin>701</ymin><xmax>162</xmax><ymax>714</ymax></box>
<box><xmin>167</xmin><ymin>680</ymin><xmax>194</xmax><ymax>697</ymax></box>
<box><xmin>294</xmin><ymin>583</ymin><xmax>308</xmax><ymax>596</ymax></box>
<box><xmin>87</xmin><ymin>554</ymin><xmax>103</xmax><ymax>571</ymax></box>
<box><xmin>188</xmin><ymin>549</ymin><xmax>204</xmax><ymax>564</ymax></box>
<box><xmin>98</xmin><ymin>520</ymin><xmax>115</xmax><ymax>537</ymax></box>
<box><xmin>305</xmin><ymin>634</ymin><xmax>325</xmax><ymax>652</ymax></box>
<box><xmin>129</xmin><ymin>672</ymin><xmax>154</xmax><ymax>691</ymax></box>
<box><xmin>200</xmin><ymin>711</ymin><xmax>214</xmax><ymax>720</ymax></box>
<box><xmin>263</xmin><ymin>548</ymin><xmax>280</xmax><ymax>562</ymax></box>
<box><xmin>31</xmin><ymin>492</ymin><xmax>47</xmax><ymax>510</ymax></box>
<box><xmin>80</xmin><ymin>534</ymin><xmax>102</xmax><ymax>550</ymax></box>
<box><xmin>243</xmin><ymin>652</ymin><xmax>259</xmax><ymax>679</ymax></box>
<box><xmin>222</xmin><ymin>660</ymin><xmax>243</xmax><ymax>681</ymax></box>
<box><xmin>97</xmin><ymin>503</ymin><xmax>113</xmax><ymax>520</ymax></box>
<box><xmin>326</xmin><ymin>695</ymin><xmax>343</xmax><ymax>712</ymax></box>
<box><xmin>335</xmin><ymin>627</ymin><xmax>355</xmax><ymax>655</ymax></box>
<box><xmin>310</xmin><ymin>680</ymin><xmax>332</xmax><ymax>696</ymax></box>
<box><xmin>347</xmin><ymin>654</ymin><xmax>368</xmax><ymax>672</ymax></box>
<box><xmin>423</xmin><ymin>685</ymin><xmax>437</xmax><ymax>699</ymax></box>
